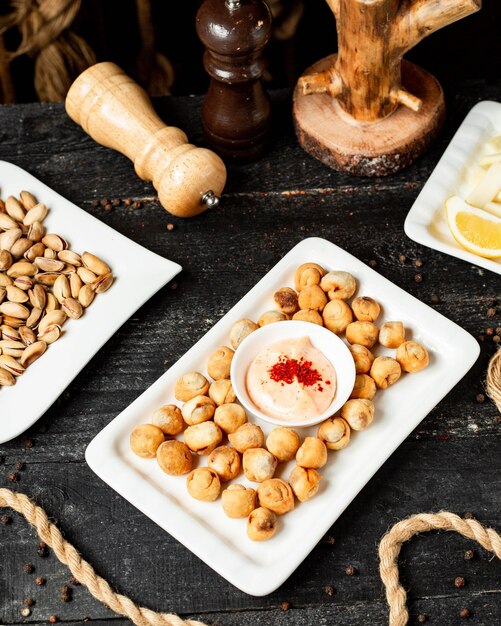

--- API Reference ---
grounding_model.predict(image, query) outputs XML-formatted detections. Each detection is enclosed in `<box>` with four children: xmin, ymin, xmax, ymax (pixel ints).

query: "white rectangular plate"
<box><xmin>86</xmin><ymin>237</ymin><xmax>479</xmax><ymax>596</ymax></box>
<box><xmin>405</xmin><ymin>100</ymin><xmax>501</xmax><ymax>275</ymax></box>
<box><xmin>0</xmin><ymin>161</ymin><xmax>181</xmax><ymax>443</ymax></box>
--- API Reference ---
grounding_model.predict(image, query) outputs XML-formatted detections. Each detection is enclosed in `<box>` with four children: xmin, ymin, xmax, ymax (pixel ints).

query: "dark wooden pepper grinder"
<box><xmin>196</xmin><ymin>0</ymin><xmax>272</xmax><ymax>162</ymax></box>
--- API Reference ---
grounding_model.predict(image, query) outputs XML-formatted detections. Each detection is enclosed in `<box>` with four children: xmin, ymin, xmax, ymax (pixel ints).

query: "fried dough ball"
<box><xmin>265</xmin><ymin>427</ymin><xmax>301</xmax><ymax>462</ymax></box>
<box><xmin>247</xmin><ymin>507</ymin><xmax>277</xmax><ymax>541</ymax></box>
<box><xmin>292</xmin><ymin>309</ymin><xmax>323</xmax><ymax>325</ymax></box>
<box><xmin>298</xmin><ymin>285</ymin><xmax>328</xmax><ymax>312</ymax></box>
<box><xmin>379</xmin><ymin>321</ymin><xmax>406</xmax><ymax>348</ymax></box>
<box><xmin>209</xmin><ymin>379</ymin><xmax>236</xmax><ymax>406</ymax></box>
<box><xmin>294</xmin><ymin>262</ymin><xmax>325</xmax><ymax>291</ymax></box>
<box><xmin>322</xmin><ymin>299</ymin><xmax>353</xmax><ymax>334</ymax></box>
<box><xmin>208</xmin><ymin>445</ymin><xmax>241</xmax><ymax>481</ymax></box>
<box><xmin>222</xmin><ymin>484</ymin><xmax>257</xmax><ymax>518</ymax></box>
<box><xmin>296</xmin><ymin>437</ymin><xmax>328</xmax><ymax>469</ymax></box>
<box><xmin>174</xmin><ymin>371</ymin><xmax>210</xmax><ymax>402</ymax></box>
<box><xmin>151</xmin><ymin>405</ymin><xmax>184</xmax><ymax>436</ymax></box>
<box><xmin>320</xmin><ymin>271</ymin><xmax>357</xmax><ymax>300</ymax></box>
<box><xmin>214</xmin><ymin>403</ymin><xmax>247</xmax><ymax>434</ymax></box>
<box><xmin>182</xmin><ymin>395</ymin><xmax>216</xmax><ymax>426</ymax></box>
<box><xmin>230</xmin><ymin>319</ymin><xmax>259</xmax><ymax>349</ymax></box>
<box><xmin>350</xmin><ymin>374</ymin><xmax>376</xmax><ymax>400</ymax></box>
<box><xmin>228</xmin><ymin>423</ymin><xmax>265</xmax><ymax>453</ymax></box>
<box><xmin>370</xmin><ymin>356</ymin><xmax>401</xmax><ymax>389</ymax></box>
<box><xmin>184</xmin><ymin>421</ymin><xmax>223</xmax><ymax>455</ymax></box>
<box><xmin>288</xmin><ymin>466</ymin><xmax>322</xmax><ymax>502</ymax></box>
<box><xmin>317</xmin><ymin>417</ymin><xmax>351</xmax><ymax>450</ymax></box>
<box><xmin>340</xmin><ymin>399</ymin><xmax>375</xmax><ymax>431</ymax></box>
<box><xmin>346</xmin><ymin>321</ymin><xmax>379</xmax><ymax>348</ymax></box>
<box><xmin>396</xmin><ymin>341</ymin><xmax>429</xmax><ymax>373</ymax></box>
<box><xmin>273</xmin><ymin>287</ymin><xmax>299</xmax><ymax>315</ymax></box>
<box><xmin>243</xmin><ymin>448</ymin><xmax>277</xmax><ymax>482</ymax></box>
<box><xmin>156</xmin><ymin>440</ymin><xmax>193</xmax><ymax>475</ymax></box>
<box><xmin>349</xmin><ymin>344</ymin><xmax>375</xmax><ymax>374</ymax></box>
<box><xmin>257</xmin><ymin>479</ymin><xmax>294</xmax><ymax>515</ymax></box>
<box><xmin>258</xmin><ymin>310</ymin><xmax>287</xmax><ymax>326</ymax></box>
<box><xmin>207</xmin><ymin>345</ymin><xmax>234</xmax><ymax>380</ymax></box>
<box><xmin>130</xmin><ymin>424</ymin><xmax>165</xmax><ymax>458</ymax></box>
<box><xmin>186</xmin><ymin>468</ymin><xmax>221</xmax><ymax>501</ymax></box>
<box><xmin>351</xmin><ymin>296</ymin><xmax>381</xmax><ymax>322</ymax></box>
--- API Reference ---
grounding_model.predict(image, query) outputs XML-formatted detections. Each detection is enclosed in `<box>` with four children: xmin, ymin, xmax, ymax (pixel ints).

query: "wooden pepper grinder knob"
<box><xmin>65</xmin><ymin>62</ymin><xmax>226</xmax><ymax>218</ymax></box>
<box><xmin>196</xmin><ymin>0</ymin><xmax>272</xmax><ymax>161</ymax></box>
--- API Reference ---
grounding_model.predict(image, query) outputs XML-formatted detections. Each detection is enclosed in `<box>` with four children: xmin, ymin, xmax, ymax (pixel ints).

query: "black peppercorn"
<box><xmin>464</xmin><ymin>550</ymin><xmax>475</xmax><ymax>560</ymax></box>
<box><xmin>324</xmin><ymin>586</ymin><xmax>334</xmax><ymax>596</ymax></box>
<box><xmin>1</xmin><ymin>514</ymin><xmax>12</xmax><ymax>525</ymax></box>
<box><xmin>345</xmin><ymin>565</ymin><xmax>358</xmax><ymax>576</ymax></box>
<box><xmin>460</xmin><ymin>608</ymin><xmax>470</xmax><ymax>618</ymax></box>
<box><xmin>280</xmin><ymin>601</ymin><xmax>290</xmax><ymax>611</ymax></box>
<box><xmin>23</xmin><ymin>597</ymin><xmax>34</xmax><ymax>607</ymax></box>
<box><xmin>35</xmin><ymin>576</ymin><xmax>45</xmax><ymax>586</ymax></box>
<box><xmin>37</xmin><ymin>541</ymin><xmax>49</xmax><ymax>558</ymax></box>
<box><xmin>476</xmin><ymin>393</ymin><xmax>485</xmax><ymax>403</ymax></box>
<box><xmin>414</xmin><ymin>273</ymin><xmax>423</xmax><ymax>283</ymax></box>
<box><xmin>8</xmin><ymin>471</ymin><xmax>19</xmax><ymax>482</ymax></box>
<box><xmin>414</xmin><ymin>259</ymin><xmax>423</xmax><ymax>267</ymax></box>
<box><xmin>15</xmin><ymin>461</ymin><xmax>25</xmax><ymax>471</ymax></box>
<box><xmin>399</xmin><ymin>254</ymin><xmax>406</xmax><ymax>264</ymax></box>
<box><xmin>22</xmin><ymin>563</ymin><xmax>34</xmax><ymax>574</ymax></box>
<box><xmin>431</xmin><ymin>294</ymin><xmax>441</xmax><ymax>303</ymax></box>
<box><xmin>454</xmin><ymin>576</ymin><xmax>466</xmax><ymax>588</ymax></box>
<box><xmin>417</xmin><ymin>615</ymin><xmax>428</xmax><ymax>623</ymax></box>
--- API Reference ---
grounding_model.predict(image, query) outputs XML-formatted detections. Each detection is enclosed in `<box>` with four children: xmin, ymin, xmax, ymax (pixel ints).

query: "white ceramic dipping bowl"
<box><xmin>230</xmin><ymin>320</ymin><xmax>356</xmax><ymax>428</ymax></box>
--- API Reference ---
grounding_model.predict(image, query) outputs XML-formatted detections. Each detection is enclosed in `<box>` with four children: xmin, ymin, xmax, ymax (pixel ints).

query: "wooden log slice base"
<box><xmin>293</xmin><ymin>55</ymin><xmax>446</xmax><ymax>177</ymax></box>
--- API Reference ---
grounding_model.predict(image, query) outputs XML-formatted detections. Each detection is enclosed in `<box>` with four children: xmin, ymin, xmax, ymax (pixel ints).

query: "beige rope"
<box><xmin>486</xmin><ymin>347</ymin><xmax>501</xmax><ymax>412</ymax></box>
<box><xmin>1</xmin><ymin>488</ymin><xmax>500</xmax><ymax>626</ymax></box>
<box><xmin>0</xmin><ymin>488</ymin><xmax>206</xmax><ymax>626</ymax></box>
<box><xmin>379</xmin><ymin>511</ymin><xmax>501</xmax><ymax>626</ymax></box>
<box><xmin>0</xmin><ymin>0</ymin><xmax>96</xmax><ymax>101</ymax></box>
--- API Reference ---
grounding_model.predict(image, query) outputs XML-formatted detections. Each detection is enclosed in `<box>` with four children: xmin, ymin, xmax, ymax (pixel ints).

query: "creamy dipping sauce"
<box><xmin>246</xmin><ymin>336</ymin><xmax>336</xmax><ymax>421</ymax></box>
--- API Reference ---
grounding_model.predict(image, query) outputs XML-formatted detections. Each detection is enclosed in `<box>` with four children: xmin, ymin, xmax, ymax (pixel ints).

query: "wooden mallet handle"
<box><xmin>66</xmin><ymin>62</ymin><xmax>227</xmax><ymax>218</ymax></box>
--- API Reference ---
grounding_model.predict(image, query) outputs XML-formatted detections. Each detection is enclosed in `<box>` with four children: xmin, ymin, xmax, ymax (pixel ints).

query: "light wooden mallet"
<box><xmin>66</xmin><ymin>62</ymin><xmax>227</xmax><ymax>218</ymax></box>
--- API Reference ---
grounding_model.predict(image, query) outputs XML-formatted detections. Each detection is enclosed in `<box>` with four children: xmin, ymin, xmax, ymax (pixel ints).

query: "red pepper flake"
<box><xmin>269</xmin><ymin>356</ymin><xmax>323</xmax><ymax>388</ymax></box>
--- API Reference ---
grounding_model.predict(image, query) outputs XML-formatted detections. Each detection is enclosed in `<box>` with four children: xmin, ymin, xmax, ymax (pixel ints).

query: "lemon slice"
<box><xmin>445</xmin><ymin>195</ymin><xmax>501</xmax><ymax>259</ymax></box>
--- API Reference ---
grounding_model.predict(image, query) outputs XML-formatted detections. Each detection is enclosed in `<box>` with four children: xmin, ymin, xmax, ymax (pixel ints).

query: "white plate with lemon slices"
<box><xmin>405</xmin><ymin>100</ymin><xmax>501</xmax><ymax>275</ymax></box>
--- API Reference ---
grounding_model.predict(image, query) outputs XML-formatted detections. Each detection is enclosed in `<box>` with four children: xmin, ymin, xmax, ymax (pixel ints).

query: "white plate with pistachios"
<box><xmin>0</xmin><ymin>160</ymin><xmax>181</xmax><ymax>444</ymax></box>
<box><xmin>405</xmin><ymin>100</ymin><xmax>501</xmax><ymax>274</ymax></box>
<box><xmin>86</xmin><ymin>237</ymin><xmax>479</xmax><ymax>596</ymax></box>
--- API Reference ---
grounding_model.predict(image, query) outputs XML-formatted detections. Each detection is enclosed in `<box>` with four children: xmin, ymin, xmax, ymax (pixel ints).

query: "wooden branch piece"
<box><xmin>396</xmin><ymin>89</ymin><xmax>422</xmax><ymax>113</ymax></box>
<box><xmin>66</xmin><ymin>62</ymin><xmax>226</xmax><ymax>218</ymax></box>
<box><xmin>298</xmin><ymin>67</ymin><xmax>342</xmax><ymax>97</ymax></box>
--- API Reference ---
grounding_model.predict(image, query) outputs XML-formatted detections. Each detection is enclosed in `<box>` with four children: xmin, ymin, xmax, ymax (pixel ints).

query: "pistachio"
<box><xmin>0</xmin><ymin>367</ymin><xmax>15</xmax><ymax>386</ymax></box>
<box><xmin>77</xmin><ymin>267</ymin><xmax>97</xmax><ymax>284</ymax></box>
<box><xmin>25</xmin><ymin>307</ymin><xmax>43</xmax><ymax>329</ymax></box>
<box><xmin>27</xmin><ymin>221</ymin><xmax>45</xmax><ymax>242</ymax></box>
<box><xmin>0</xmin><ymin>325</ymin><xmax>20</xmax><ymax>341</ymax></box>
<box><xmin>44</xmin><ymin>248</ymin><xmax>56</xmax><ymax>259</ymax></box>
<box><xmin>20</xmin><ymin>340</ymin><xmax>47</xmax><ymax>366</ymax></box>
<box><xmin>6</xmin><ymin>285</ymin><xmax>29</xmax><ymax>303</ymax></box>
<box><xmin>42</xmin><ymin>233</ymin><xmax>68</xmax><ymax>251</ymax></box>
<box><xmin>69</xmin><ymin>272</ymin><xmax>83</xmax><ymax>298</ymax></box>
<box><xmin>35</xmin><ymin>272</ymin><xmax>60</xmax><ymax>287</ymax></box>
<box><xmin>45</xmin><ymin>293</ymin><xmax>59</xmax><ymax>311</ymax></box>
<box><xmin>53</xmin><ymin>274</ymin><xmax>70</xmax><ymax>303</ymax></box>
<box><xmin>0</xmin><ymin>286</ymin><xmax>5</xmax><ymax>304</ymax></box>
<box><xmin>20</xmin><ymin>191</ymin><xmax>38</xmax><ymax>210</ymax></box>
<box><xmin>29</xmin><ymin>284</ymin><xmax>47</xmax><ymax>309</ymax></box>
<box><xmin>14</xmin><ymin>276</ymin><xmax>34</xmax><ymax>291</ymax></box>
<box><xmin>2</xmin><ymin>315</ymin><xmax>24</xmax><ymax>329</ymax></box>
<box><xmin>92</xmin><ymin>272</ymin><xmax>114</xmax><ymax>293</ymax></box>
<box><xmin>0</xmin><ymin>354</ymin><xmax>25</xmax><ymax>375</ymax></box>
<box><xmin>0</xmin><ymin>228</ymin><xmax>22</xmax><ymax>251</ymax></box>
<box><xmin>38</xmin><ymin>310</ymin><xmax>66</xmax><ymax>334</ymax></box>
<box><xmin>82</xmin><ymin>252</ymin><xmax>111</xmax><ymax>276</ymax></box>
<box><xmin>0</xmin><ymin>274</ymin><xmax>13</xmax><ymax>287</ymax></box>
<box><xmin>5</xmin><ymin>196</ymin><xmax>26</xmax><ymax>222</ymax></box>
<box><xmin>58</xmin><ymin>250</ymin><xmax>81</xmax><ymax>266</ymax></box>
<box><xmin>0</xmin><ymin>340</ymin><xmax>25</xmax><ymax>357</ymax></box>
<box><xmin>7</xmin><ymin>261</ymin><xmax>36</xmax><ymax>278</ymax></box>
<box><xmin>37</xmin><ymin>323</ymin><xmax>61</xmax><ymax>344</ymax></box>
<box><xmin>0</xmin><ymin>213</ymin><xmax>19</xmax><ymax>231</ymax></box>
<box><xmin>0</xmin><ymin>250</ymin><xmax>12</xmax><ymax>271</ymax></box>
<box><xmin>23</xmin><ymin>203</ymin><xmax>48</xmax><ymax>225</ymax></box>
<box><xmin>19</xmin><ymin>326</ymin><xmax>36</xmax><ymax>346</ymax></box>
<box><xmin>10</xmin><ymin>238</ymin><xmax>33</xmax><ymax>259</ymax></box>
<box><xmin>34</xmin><ymin>257</ymin><xmax>65</xmax><ymax>272</ymax></box>
<box><xmin>78</xmin><ymin>283</ymin><xmax>95</xmax><ymax>307</ymax></box>
<box><xmin>0</xmin><ymin>302</ymin><xmax>30</xmax><ymax>319</ymax></box>
<box><xmin>62</xmin><ymin>264</ymin><xmax>76</xmax><ymax>275</ymax></box>
<box><xmin>62</xmin><ymin>297</ymin><xmax>83</xmax><ymax>320</ymax></box>
<box><xmin>24</xmin><ymin>242</ymin><xmax>46</xmax><ymax>262</ymax></box>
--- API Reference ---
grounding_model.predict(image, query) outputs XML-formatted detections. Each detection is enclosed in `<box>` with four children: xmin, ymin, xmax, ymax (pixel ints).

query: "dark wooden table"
<box><xmin>0</xmin><ymin>84</ymin><xmax>500</xmax><ymax>626</ymax></box>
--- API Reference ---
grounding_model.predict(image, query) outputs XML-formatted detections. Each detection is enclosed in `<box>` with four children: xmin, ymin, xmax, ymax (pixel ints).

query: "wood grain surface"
<box><xmin>0</xmin><ymin>86</ymin><xmax>500</xmax><ymax>626</ymax></box>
